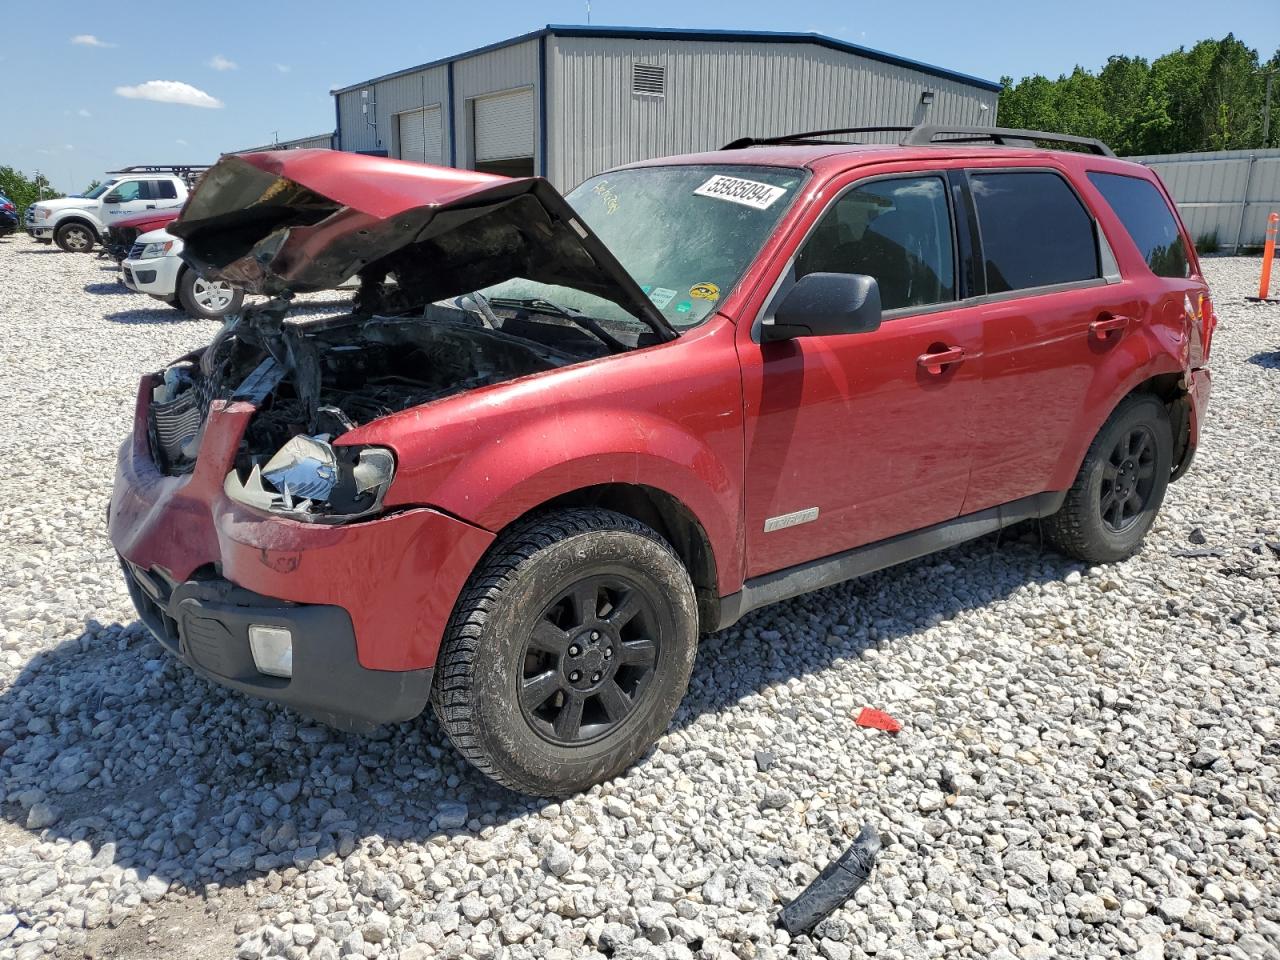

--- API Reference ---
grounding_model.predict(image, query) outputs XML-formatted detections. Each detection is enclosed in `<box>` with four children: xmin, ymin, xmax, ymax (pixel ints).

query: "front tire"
<box><xmin>54</xmin><ymin>222</ymin><xmax>96</xmax><ymax>253</ymax></box>
<box><xmin>178</xmin><ymin>269</ymin><xmax>244</xmax><ymax>319</ymax></box>
<box><xmin>1044</xmin><ymin>394</ymin><xmax>1173</xmax><ymax>564</ymax></box>
<box><xmin>432</xmin><ymin>509</ymin><xmax>699</xmax><ymax>796</ymax></box>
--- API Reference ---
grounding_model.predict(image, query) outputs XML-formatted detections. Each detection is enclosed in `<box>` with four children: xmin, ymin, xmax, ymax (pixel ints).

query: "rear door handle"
<box><xmin>1090</xmin><ymin>314</ymin><xmax>1131</xmax><ymax>338</ymax></box>
<box><xmin>917</xmin><ymin>345</ymin><xmax>965</xmax><ymax>373</ymax></box>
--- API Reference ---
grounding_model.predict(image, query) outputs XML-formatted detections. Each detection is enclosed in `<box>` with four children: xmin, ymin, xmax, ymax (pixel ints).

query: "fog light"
<box><xmin>248</xmin><ymin>625</ymin><xmax>293</xmax><ymax>678</ymax></box>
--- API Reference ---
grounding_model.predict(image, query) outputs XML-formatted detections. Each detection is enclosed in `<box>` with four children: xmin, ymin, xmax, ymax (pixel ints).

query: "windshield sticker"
<box><xmin>694</xmin><ymin>175</ymin><xmax>788</xmax><ymax>210</ymax></box>
<box><xmin>649</xmin><ymin>287</ymin><xmax>678</xmax><ymax>309</ymax></box>
<box><xmin>690</xmin><ymin>282</ymin><xmax>720</xmax><ymax>302</ymax></box>
<box><xmin>674</xmin><ymin>301</ymin><xmax>693</xmax><ymax>315</ymax></box>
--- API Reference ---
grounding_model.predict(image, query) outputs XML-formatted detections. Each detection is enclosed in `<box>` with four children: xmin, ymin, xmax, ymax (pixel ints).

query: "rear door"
<box><xmin>739</xmin><ymin>169</ymin><xmax>983</xmax><ymax>577</ymax></box>
<box><xmin>959</xmin><ymin>166</ymin><xmax>1139</xmax><ymax>513</ymax></box>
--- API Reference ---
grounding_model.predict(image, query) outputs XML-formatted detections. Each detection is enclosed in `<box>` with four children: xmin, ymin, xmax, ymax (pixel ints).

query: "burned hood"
<box><xmin>170</xmin><ymin>150</ymin><xmax>675</xmax><ymax>340</ymax></box>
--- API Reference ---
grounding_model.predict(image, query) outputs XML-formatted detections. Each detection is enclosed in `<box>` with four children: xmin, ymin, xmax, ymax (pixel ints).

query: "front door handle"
<box><xmin>145</xmin><ymin>204</ymin><xmax>156</xmax><ymax>209</ymax></box>
<box><xmin>917</xmin><ymin>345</ymin><xmax>965</xmax><ymax>374</ymax></box>
<box><xmin>1090</xmin><ymin>314</ymin><xmax>1131</xmax><ymax>339</ymax></box>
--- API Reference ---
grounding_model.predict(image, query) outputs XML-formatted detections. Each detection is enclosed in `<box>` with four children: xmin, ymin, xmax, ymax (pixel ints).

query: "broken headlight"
<box><xmin>224</xmin><ymin>435</ymin><xmax>396</xmax><ymax>523</ymax></box>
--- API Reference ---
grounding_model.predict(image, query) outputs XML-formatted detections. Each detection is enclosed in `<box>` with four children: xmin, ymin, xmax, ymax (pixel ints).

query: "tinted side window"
<box><xmin>108</xmin><ymin>180</ymin><xmax>144</xmax><ymax>202</ymax></box>
<box><xmin>153</xmin><ymin>180</ymin><xmax>178</xmax><ymax>200</ymax></box>
<box><xmin>1087</xmin><ymin>172</ymin><xmax>1188</xmax><ymax>278</ymax></box>
<box><xmin>796</xmin><ymin>176</ymin><xmax>955</xmax><ymax>311</ymax></box>
<box><xmin>970</xmin><ymin>171</ymin><xmax>1099</xmax><ymax>293</ymax></box>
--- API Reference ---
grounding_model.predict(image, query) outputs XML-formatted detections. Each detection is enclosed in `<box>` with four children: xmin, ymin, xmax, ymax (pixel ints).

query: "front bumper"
<box><xmin>122</xmin><ymin>253</ymin><xmax>181</xmax><ymax>297</ymax></box>
<box><xmin>109</xmin><ymin>377</ymin><xmax>497</xmax><ymax>676</ymax></box>
<box><xmin>120</xmin><ymin>560</ymin><xmax>433</xmax><ymax>730</ymax></box>
<box><xmin>30</xmin><ymin>225</ymin><xmax>52</xmax><ymax>240</ymax></box>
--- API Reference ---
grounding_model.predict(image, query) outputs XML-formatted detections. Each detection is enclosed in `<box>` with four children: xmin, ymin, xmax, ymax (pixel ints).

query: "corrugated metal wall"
<box><xmin>1127</xmin><ymin>148</ymin><xmax>1280</xmax><ymax>250</ymax></box>
<box><xmin>546</xmin><ymin>36</ymin><xmax>999</xmax><ymax>189</ymax></box>
<box><xmin>451</xmin><ymin>39</ymin><xmax>541</xmax><ymax>170</ymax></box>
<box><xmin>335</xmin><ymin>65</ymin><xmax>450</xmax><ymax>159</ymax></box>
<box><xmin>231</xmin><ymin>132</ymin><xmax>335</xmax><ymax>153</ymax></box>
<box><xmin>335</xmin><ymin>40</ymin><xmax>540</xmax><ymax>168</ymax></box>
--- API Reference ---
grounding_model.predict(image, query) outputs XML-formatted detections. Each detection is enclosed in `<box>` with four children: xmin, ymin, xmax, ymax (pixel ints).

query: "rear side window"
<box><xmin>1087</xmin><ymin>172</ymin><xmax>1189</xmax><ymax>278</ymax></box>
<box><xmin>796</xmin><ymin>175</ymin><xmax>955</xmax><ymax>312</ymax></box>
<box><xmin>969</xmin><ymin>171</ymin><xmax>1099</xmax><ymax>293</ymax></box>
<box><xmin>153</xmin><ymin>180</ymin><xmax>178</xmax><ymax>200</ymax></box>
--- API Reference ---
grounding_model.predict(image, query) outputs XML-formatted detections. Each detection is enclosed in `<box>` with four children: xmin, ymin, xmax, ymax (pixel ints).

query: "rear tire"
<box><xmin>54</xmin><ymin>222</ymin><xmax>96</xmax><ymax>253</ymax></box>
<box><xmin>431</xmin><ymin>509</ymin><xmax>699</xmax><ymax>796</ymax></box>
<box><xmin>178</xmin><ymin>268</ymin><xmax>244</xmax><ymax>319</ymax></box>
<box><xmin>1044</xmin><ymin>394</ymin><xmax>1172</xmax><ymax>564</ymax></box>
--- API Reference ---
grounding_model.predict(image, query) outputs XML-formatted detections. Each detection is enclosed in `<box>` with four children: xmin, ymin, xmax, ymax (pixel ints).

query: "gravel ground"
<box><xmin>1</xmin><ymin>233</ymin><xmax>1278</xmax><ymax>960</ymax></box>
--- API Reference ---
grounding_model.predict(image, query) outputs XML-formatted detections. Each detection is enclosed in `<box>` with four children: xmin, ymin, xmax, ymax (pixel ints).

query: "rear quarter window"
<box><xmin>1086</xmin><ymin>172</ymin><xmax>1189</xmax><ymax>279</ymax></box>
<box><xmin>969</xmin><ymin>170</ymin><xmax>1099</xmax><ymax>294</ymax></box>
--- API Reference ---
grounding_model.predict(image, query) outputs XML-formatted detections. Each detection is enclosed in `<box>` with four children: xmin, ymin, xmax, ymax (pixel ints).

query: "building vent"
<box><xmin>632</xmin><ymin>63</ymin><xmax>665</xmax><ymax>98</ymax></box>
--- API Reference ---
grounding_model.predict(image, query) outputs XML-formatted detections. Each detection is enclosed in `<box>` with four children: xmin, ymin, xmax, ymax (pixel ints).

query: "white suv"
<box><xmin>28</xmin><ymin>166</ymin><xmax>199</xmax><ymax>253</ymax></box>
<box><xmin>122</xmin><ymin>227</ymin><xmax>243</xmax><ymax>319</ymax></box>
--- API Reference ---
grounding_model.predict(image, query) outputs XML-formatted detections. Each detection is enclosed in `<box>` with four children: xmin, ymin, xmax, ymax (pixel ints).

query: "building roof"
<box><xmin>330</xmin><ymin>24</ymin><xmax>1003</xmax><ymax>96</ymax></box>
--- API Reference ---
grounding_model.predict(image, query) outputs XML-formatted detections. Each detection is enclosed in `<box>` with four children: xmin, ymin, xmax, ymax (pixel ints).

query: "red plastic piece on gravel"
<box><xmin>855</xmin><ymin>708</ymin><xmax>902</xmax><ymax>734</ymax></box>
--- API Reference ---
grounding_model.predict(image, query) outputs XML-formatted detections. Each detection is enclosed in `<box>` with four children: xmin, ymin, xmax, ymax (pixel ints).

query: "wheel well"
<box><xmin>522</xmin><ymin>484</ymin><xmax>721</xmax><ymax>629</ymax></box>
<box><xmin>1124</xmin><ymin>372</ymin><xmax>1193</xmax><ymax>480</ymax></box>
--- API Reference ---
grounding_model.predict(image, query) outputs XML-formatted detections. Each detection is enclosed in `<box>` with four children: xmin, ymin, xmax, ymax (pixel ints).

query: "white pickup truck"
<box><xmin>27</xmin><ymin>165</ymin><xmax>205</xmax><ymax>253</ymax></box>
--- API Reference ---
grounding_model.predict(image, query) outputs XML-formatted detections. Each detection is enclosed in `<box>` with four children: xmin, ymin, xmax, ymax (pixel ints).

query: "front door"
<box><xmin>102</xmin><ymin>179</ymin><xmax>152</xmax><ymax>223</ymax></box>
<box><xmin>739</xmin><ymin>172</ymin><xmax>982</xmax><ymax>579</ymax></box>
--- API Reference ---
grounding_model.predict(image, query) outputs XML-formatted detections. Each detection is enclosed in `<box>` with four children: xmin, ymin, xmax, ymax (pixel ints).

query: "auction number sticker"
<box><xmin>648</xmin><ymin>287</ymin><xmax>678</xmax><ymax>309</ymax></box>
<box><xmin>693</xmin><ymin>175</ymin><xmax>787</xmax><ymax>210</ymax></box>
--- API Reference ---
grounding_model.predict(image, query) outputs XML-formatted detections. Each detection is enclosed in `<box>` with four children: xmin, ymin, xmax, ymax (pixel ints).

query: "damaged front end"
<box><xmin>146</xmin><ymin>150</ymin><xmax>672</xmax><ymax>524</ymax></box>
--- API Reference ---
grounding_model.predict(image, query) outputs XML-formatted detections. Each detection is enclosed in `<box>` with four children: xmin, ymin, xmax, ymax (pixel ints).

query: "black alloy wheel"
<box><xmin>519</xmin><ymin>576</ymin><xmax>661</xmax><ymax>746</ymax></box>
<box><xmin>1099</xmin><ymin>424</ymin><xmax>1158</xmax><ymax>533</ymax></box>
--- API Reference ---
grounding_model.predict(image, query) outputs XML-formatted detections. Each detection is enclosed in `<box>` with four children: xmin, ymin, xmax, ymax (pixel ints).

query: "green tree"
<box><xmin>999</xmin><ymin>34</ymin><xmax>1274</xmax><ymax>154</ymax></box>
<box><xmin>0</xmin><ymin>167</ymin><xmax>63</xmax><ymax>219</ymax></box>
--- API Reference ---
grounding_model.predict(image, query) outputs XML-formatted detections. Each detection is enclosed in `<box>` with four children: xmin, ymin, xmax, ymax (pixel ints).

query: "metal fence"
<box><xmin>1126</xmin><ymin>148</ymin><xmax>1280</xmax><ymax>251</ymax></box>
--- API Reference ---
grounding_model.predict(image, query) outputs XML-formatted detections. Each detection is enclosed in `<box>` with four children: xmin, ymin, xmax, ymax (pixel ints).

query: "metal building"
<box><xmin>230</xmin><ymin>132</ymin><xmax>336</xmax><ymax>154</ymax></box>
<box><xmin>331</xmin><ymin>25</ymin><xmax>1001</xmax><ymax>190</ymax></box>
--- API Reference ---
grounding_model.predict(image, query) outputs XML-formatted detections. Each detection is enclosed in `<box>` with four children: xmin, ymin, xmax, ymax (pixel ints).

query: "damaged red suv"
<box><xmin>109</xmin><ymin>126</ymin><xmax>1213</xmax><ymax>795</ymax></box>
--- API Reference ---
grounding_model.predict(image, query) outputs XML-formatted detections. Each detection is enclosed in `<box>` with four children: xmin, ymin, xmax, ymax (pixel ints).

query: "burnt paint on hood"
<box><xmin>170</xmin><ymin>151</ymin><xmax>675</xmax><ymax>340</ymax></box>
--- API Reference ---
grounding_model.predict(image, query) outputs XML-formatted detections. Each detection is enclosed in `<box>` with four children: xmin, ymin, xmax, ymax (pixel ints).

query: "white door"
<box><xmin>473</xmin><ymin>88</ymin><xmax>535</xmax><ymax>163</ymax></box>
<box><xmin>101</xmin><ymin>179</ymin><xmax>153</xmax><ymax>223</ymax></box>
<box><xmin>397</xmin><ymin>106</ymin><xmax>443</xmax><ymax>165</ymax></box>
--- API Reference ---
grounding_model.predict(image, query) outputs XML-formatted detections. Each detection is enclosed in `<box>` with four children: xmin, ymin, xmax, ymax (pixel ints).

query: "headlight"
<box><xmin>34</xmin><ymin>207</ymin><xmax>50</xmax><ymax>220</ymax></box>
<box><xmin>139</xmin><ymin>239</ymin><xmax>174</xmax><ymax>259</ymax></box>
<box><xmin>224</xmin><ymin>435</ymin><xmax>396</xmax><ymax>523</ymax></box>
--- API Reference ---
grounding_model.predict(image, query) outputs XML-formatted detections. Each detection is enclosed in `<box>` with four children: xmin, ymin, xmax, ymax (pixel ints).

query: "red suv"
<box><xmin>109</xmin><ymin>127</ymin><xmax>1213</xmax><ymax>795</ymax></box>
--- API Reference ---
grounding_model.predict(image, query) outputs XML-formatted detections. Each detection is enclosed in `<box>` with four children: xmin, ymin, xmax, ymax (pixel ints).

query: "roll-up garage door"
<box><xmin>397</xmin><ymin>105</ymin><xmax>443</xmax><ymax>165</ymax></box>
<box><xmin>473</xmin><ymin>88</ymin><xmax>535</xmax><ymax>162</ymax></box>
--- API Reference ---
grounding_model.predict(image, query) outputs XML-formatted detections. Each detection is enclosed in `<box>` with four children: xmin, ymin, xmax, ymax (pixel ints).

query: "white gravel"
<box><xmin>1</xmin><ymin>234</ymin><xmax>1278</xmax><ymax>960</ymax></box>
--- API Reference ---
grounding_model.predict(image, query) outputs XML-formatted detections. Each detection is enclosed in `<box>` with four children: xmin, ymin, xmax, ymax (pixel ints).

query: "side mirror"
<box><xmin>762</xmin><ymin>272</ymin><xmax>882</xmax><ymax>342</ymax></box>
<box><xmin>103</xmin><ymin>194</ymin><xmax>121</xmax><ymax>204</ymax></box>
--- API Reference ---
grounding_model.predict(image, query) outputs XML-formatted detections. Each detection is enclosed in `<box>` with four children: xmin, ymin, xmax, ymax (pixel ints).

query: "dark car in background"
<box><xmin>0</xmin><ymin>194</ymin><xmax>17</xmax><ymax>236</ymax></box>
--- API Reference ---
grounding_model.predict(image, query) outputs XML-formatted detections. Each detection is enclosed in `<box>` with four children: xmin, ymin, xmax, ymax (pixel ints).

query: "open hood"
<box><xmin>169</xmin><ymin>151</ymin><xmax>675</xmax><ymax>340</ymax></box>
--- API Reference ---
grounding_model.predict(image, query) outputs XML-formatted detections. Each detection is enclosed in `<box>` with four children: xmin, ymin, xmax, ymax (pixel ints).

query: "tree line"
<box><xmin>0</xmin><ymin>167</ymin><xmax>64</xmax><ymax>218</ymax></box>
<box><xmin>999</xmin><ymin>35</ymin><xmax>1280</xmax><ymax>156</ymax></box>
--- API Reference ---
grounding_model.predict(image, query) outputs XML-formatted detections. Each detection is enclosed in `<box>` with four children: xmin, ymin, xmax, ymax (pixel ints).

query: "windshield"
<box><xmin>82</xmin><ymin>181</ymin><xmax>115</xmax><ymax>199</ymax></box>
<box><xmin>479</xmin><ymin>164</ymin><xmax>806</xmax><ymax>331</ymax></box>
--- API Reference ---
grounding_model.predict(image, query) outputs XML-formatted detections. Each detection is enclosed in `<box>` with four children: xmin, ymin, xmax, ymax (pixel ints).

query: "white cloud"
<box><xmin>64</xmin><ymin>144</ymin><xmax>74</xmax><ymax>151</ymax></box>
<box><xmin>209</xmin><ymin>54</ymin><xmax>237</xmax><ymax>71</ymax></box>
<box><xmin>71</xmin><ymin>34</ymin><xmax>114</xmax><ymax>47</ymax></box>
<box><xmin>275</xmin><ymin>63</ymin><xmax>291</xmax><ymax>74</ymax></box>
<box><xmin>176</xmin><ymin>138</ymin><xmax>189</xmax><ymax>146</ymax></box>
<box><xmin>114</xmin><ymin>80</ymin><xmax>223</xmax><ymax>109</ymax></box>
<box><xmin>78</xmin><ymin>108</ymin><xmax>92</xmax><ymax>117</ymax></box>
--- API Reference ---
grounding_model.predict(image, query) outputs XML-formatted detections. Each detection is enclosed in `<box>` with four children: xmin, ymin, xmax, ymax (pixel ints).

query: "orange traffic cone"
<box><xmin>1250</xmin><ymin>212</ymin><xmax>1279</xmax><ymax>303</ymax></box>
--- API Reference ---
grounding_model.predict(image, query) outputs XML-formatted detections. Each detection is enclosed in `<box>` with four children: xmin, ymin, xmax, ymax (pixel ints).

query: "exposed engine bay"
<box><xmin>149</xmin><ymin>298</ymin><xmax>619</xmax><ymax>521</ymax></box>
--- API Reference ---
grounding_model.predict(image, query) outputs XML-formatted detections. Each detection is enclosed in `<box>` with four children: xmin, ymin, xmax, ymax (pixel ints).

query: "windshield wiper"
<box><xmin>486</xmin><ymin>296</ymin><xmax>631</xmax><ymax>352</ymax></box>
<box><xmin>451</xmin><ymin>291</ymin><xmax>499</xmax><ymax>328</ymax></box>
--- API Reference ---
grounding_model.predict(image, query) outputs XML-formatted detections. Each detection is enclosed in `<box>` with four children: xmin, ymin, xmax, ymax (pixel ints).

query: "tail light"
<box><xmin>1198</xmin><ymin>292</ymin><xmax>1216</xmax><ymax>361</ymax></box>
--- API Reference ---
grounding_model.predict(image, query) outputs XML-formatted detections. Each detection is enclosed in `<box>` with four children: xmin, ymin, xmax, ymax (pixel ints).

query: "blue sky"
<box><xmin>5</xmin><ymin>0</ymin><xmax>1277</xmax><ymax>192</ymax></box>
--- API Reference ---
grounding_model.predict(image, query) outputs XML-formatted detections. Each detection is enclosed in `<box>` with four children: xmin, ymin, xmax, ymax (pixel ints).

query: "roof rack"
<box><xmin>722</xmin><ymin>123</ymin><xmax>1116</xmax><ymax>157</ymax></box>
<box><xmin>105</xmin><ymin>164</ymin><xmax>212</xmax><ymax>186</ymax></box>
